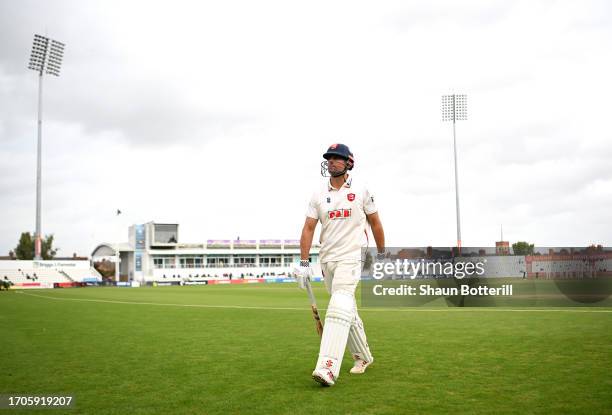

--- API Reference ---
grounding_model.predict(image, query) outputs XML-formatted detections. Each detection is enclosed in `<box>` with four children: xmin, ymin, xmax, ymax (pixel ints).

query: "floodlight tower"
<box><xmin>441</xmin><ymin>94</ymin><xmax>467</xmax><ymax>253</ymax></box>
<box><xmin>28</xmin><ymin>34</ymin><xmax>65</xmax><ymax>260</ymax></box>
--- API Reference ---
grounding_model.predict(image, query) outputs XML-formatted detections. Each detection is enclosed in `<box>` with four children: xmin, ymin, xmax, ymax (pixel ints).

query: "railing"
<box><xmin>58</xmin><ymin>269</ymin><xmax>74</xmax><ymax>282</ymax></box>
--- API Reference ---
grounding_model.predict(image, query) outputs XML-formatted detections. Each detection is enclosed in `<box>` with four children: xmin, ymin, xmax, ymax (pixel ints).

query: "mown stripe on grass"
<box><xmin>16</xmin><ymin>291</ymin><xmax>612</xmax><ymax>313</ymax></box>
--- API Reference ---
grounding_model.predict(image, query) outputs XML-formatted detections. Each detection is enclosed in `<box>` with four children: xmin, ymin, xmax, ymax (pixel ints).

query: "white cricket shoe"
<box><xmin>349</xmin><ymin>357</ymin><xmax>373</xmax><ymax>374</ymax></box>
<box><xmin>312</xmin><ymin>368</ymin><xmax>335</xmax><ymax>386</ymax></box>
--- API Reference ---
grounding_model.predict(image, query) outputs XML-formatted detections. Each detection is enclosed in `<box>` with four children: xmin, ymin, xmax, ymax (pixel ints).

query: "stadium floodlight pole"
<box><xmin>441</xmin><ymin>94</ymin><xmax>467</xmax><ymax>254</ymax></box>
<box><xmin>28</xmin><ymin>34</ymin><xmax>65</xmax><ymax>260</ymax></box>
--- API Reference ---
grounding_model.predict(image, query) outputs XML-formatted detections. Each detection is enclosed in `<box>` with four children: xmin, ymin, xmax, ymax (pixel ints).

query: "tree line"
<box><xmin>9</xmin><ymin>232</ymin><xmax>58</xmax><ymax>260</ymax></box>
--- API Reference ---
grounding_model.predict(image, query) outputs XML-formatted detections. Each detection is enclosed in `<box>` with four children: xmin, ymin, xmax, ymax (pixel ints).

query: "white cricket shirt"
<box><xmin>305</xmin><ymin>175</ymin><xmax>377</xmax><ymax>263</ymax></box>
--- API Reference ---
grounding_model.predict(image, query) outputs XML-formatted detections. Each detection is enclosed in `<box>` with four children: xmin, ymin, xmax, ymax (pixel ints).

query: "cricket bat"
<box><xmin>304</xmin><ymin>279</ymin><xmax>323</xmax><ymax>337</ymax></box>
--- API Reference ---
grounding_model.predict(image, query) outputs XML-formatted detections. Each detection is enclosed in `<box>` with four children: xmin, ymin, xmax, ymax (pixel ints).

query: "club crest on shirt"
<box><xmin>347</xmin><ymin>193</ymin><xmax>355</xmax><ymax>202</ymax></box>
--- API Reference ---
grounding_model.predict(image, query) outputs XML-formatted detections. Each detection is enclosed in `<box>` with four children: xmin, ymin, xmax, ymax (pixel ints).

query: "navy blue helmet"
<box><xmin>321</xmin><ymin>143</ymin><xmax>354</xmax><ymax>177</ymax></box>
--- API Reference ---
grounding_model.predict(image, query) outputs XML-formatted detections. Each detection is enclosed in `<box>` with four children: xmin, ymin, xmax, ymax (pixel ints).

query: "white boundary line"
<box><xmin>16</xmin><ymin>291</ymin><xmax>612</xmax><ymax>313</ymax></box>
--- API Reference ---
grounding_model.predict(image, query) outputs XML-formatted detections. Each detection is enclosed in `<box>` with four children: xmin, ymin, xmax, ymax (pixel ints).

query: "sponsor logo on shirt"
<box><xmin>328</xmin><ymin>208</ymin><xmax>352</xmax><ymax>219</ymax></box>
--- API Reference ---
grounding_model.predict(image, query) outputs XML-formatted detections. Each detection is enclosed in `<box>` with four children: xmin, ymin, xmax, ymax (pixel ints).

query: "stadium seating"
<box><xmin>1</xmin><ymin>268</ymin><xmax>70</xmax><ymax>287</ymax></box>
<box><xmin>0</xmin><ymin>260</ymin><xmax>103</xmax><ymax>288</ymax></box>
<box><xmin>60</xmin><ymin>267</ymin><xmax>102</xmax><ymax>282</ymax></box>
<box><xmin>530</xmin><ymin>257</ymin><xmax>612</xmax><ymax>279</ymax></box>
<box><xmin>147</xmin><ymin>265</ymin><xmax>311</xmax><ymax>283</ymax></box>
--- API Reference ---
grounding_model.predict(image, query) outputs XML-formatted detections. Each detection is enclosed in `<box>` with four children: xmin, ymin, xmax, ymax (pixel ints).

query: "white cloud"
<box><xmin>1</xmin><ymin>0</ymin><xmax>611</xmax><ymax>256</ymax></box>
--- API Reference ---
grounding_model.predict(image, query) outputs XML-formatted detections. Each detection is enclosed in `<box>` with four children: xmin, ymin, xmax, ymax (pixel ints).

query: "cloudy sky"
<box><xmin>1</xmin><ymin>0</ymin><xmax>611</xmax><ymax>256</ymax></box>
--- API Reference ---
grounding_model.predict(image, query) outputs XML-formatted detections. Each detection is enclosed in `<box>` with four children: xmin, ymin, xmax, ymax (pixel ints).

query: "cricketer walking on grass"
<box><xmin>295</xmin><ymin>143</ymin><xmax>386</xmax><ymax>386</ymax></box>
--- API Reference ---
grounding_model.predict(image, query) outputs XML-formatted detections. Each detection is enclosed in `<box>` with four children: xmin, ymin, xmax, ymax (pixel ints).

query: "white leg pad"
<box><xmin>315</xmin><ymin>289</ymin><xmax>354</xmax><ymax>380</ymax></box>
<box><xmin>347</xmin><ymin>310</ymin><xmax>373</xmax><ymax>363</ymax></box>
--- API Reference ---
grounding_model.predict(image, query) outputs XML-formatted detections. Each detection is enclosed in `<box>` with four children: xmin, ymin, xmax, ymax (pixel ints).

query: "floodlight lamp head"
<box><xmin>441</xmin><ymin>94</ymin><xmax>468</xmax><ymax>122</ymax></box>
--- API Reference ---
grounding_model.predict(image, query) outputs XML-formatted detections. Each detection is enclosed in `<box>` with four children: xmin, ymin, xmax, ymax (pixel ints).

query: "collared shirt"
<box><xmin>306</xmin><ymin>175</ymin><xmax>377</xmax><ymax>263</ymax></box>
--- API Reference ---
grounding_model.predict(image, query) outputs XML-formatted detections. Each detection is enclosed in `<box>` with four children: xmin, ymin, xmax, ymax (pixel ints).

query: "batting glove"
<box><xmin>294</xmin><ymin>260</ymin><xmax>313</xmax><ymax>290</ymax></box>
<box><xmin>376</xmin><ymin>251</ymin><xmax>388</xmax><ymax>261</ymax></box>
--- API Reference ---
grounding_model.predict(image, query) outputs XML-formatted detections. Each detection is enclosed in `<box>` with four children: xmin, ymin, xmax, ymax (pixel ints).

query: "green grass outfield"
<box><xmin>1</xmin><ymin>284</ymin><xmax>611</xmax><ymax>414</ymax></box>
